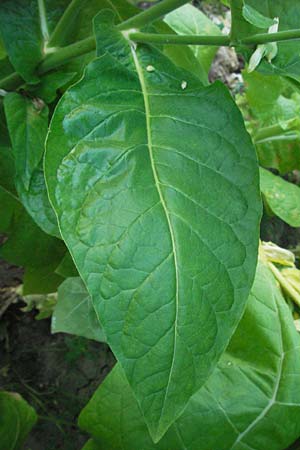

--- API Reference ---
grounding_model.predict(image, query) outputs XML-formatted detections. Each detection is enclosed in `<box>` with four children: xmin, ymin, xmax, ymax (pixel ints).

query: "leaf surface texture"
<box><xmin>45</xmin><ymin>13</ymin><xmax>261</xmax><ymax>439</ymax></box>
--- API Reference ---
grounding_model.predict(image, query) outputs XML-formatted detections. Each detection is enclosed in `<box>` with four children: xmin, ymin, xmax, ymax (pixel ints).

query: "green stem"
<box><xmin>129</xmin><ymin>32</ymin><xmax>231</xmax><ymax>46</ymax></box>
<box><xmin>253</xmin><ymin>120</ymin><xmax>299</xmax><ymax>143</ymax></box>
<box><xmin>241</xmin><ymin>29</ymin><xmax>300</xmax><ymax>45</ymax></box>
<box><xmin>38</xmin><ymin>36</ymin><xmax>95</xmax><ymax>74</ymax></box>
<box><xmin>48</xmin><ymin>0</ymin><xmax>88</xmax><ymax>47</ymax></box>
<box><xmin>268</xmin><ymin>261</ymin><xmax>300</xmax><ymax>307</ymax></box>
<box><xmin>117</xmin><ymin>0</ymin><xmax>190</xmax><ymax>30</ymax></box>
<box><xmin>38</xmin><ymin>0</ymin><xmax>49</xmax><ymax>43</ymax></box>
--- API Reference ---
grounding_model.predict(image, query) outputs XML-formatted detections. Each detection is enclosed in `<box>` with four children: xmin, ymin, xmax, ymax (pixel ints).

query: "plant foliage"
<box><xmin>1</xmin><ymin>0</ymin><xmax>300</xmax><ymax>448</ymax></box>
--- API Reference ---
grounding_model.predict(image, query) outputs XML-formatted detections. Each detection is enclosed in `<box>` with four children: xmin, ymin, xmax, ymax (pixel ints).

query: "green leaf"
<box><xmin>45</xmin><ymin>11</ymin><xmax>261</xmax><ymax>440</ymax></box>
<box><xmin>231</xmin><ymin>0</ymin><xmax>258</xmax><ymax>43</ymax></box>
<box><xmin>0</xmin><ymin>391</ymin><xmax>37</xmax><ymax>450</ymax></box>
<box><xmin>260</xmin><ymin>168</ymin><xmax>300</xmax><ymax>227</ymax></box>
<box><xmin>242</xmin><ymin>4</ymin><xmax>275</xmax><ymax>29</ymax></box>
<box><xmin>0</xmin><ymin>207</ymin><xmax>65</xmax><ymax>294</ymax></box>
<box><xmin>0</xmin><ymin>145</ymin><xmax>22</xmax><ymax>233</ymax></box>
<box><xmin>52</xmin><ymin>277</ymin><xmax>106</xmax><ymax>342</ymax></box>
<box><xmin>23</xmin><ymin>264</ymin><xmax>64</xmax><ymax>295</ymax></box>
<box><xmin>54</xmin><ymin>0</ymin><xmax>138</xmax><ymax>80</ymax></box>
<box><xmin>4</xmin><ymin>93</ymin><xmax>47</xmax><ymax>189</ymax></box>
<box><xmin>82</xmin><ymin>440</ymin><xmax>99</xmax><ymax>450</ymax></box>
<box><xmin>164</xmin><ymin>4</ymin><xmax>221</xmax><ymax>81</ymax></box>
<box><xmin>245</xmin><ymin>1</ymin><xmax>300</xmax><ymax>81</ymax></box>
<box><xmin>28</xmin><ymin>71</ymin><xmax>77</xmax><ymax>103</ymax></box>
<box><xmin>0</xmin><ymin>121</ymin><xmax>66</xmax><ymax>296</ymax></box>
<box><xmin>243</xmin><ymin>70</ymin><xmax>284</xmax><ymax>121</ymax></box>
<box><xmin>153</xmin><ymin>22</ymin><xmax>208</xmax><ymax>85</ymax></box>
<box><xmin>0</xmin><ymin>36</ymin><xmax>6</xmax><ymax>60</ymax></box>
<box><xmin>79</xmin><ymin>261</ymin><xmax>300</xmax><ymax>450</ymax></box>
<box><xmin>0</xmin><ymin>0</ymin><xmax>69</xmax><ymax>83</ymax></box>
<box><xmin>0</xmin><ymin>146</ymin><xmax>16</xmax><ymax>196</ymax></box>
<box><xmin>4</xmin><ymin>92</ymin><xmax>59</xmax><ymax>237</ymax></box>
<box><xmin>243</xmin><ymin>70</ymin><xmax>300</xmax><ymax>173</ymax></box>
<box><xmin>55</xmin><ymin>251</ymin><xmax>78</xmax><ymax>278</ymax></box>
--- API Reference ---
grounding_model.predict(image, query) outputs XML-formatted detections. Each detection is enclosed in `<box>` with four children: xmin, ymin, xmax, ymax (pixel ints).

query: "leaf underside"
<box><xmin>45</xmin><ymin>12</ymin><xmax>261</xmax><ymax>440</ymax></box>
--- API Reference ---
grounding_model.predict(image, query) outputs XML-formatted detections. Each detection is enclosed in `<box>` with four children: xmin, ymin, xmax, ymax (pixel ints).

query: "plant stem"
<box><xmin>38</xmin><ymin>36</ymin><xmax>95</xmax><ymax>74</ymax></box>
<box><xmin>48</xmin><ymin>0</ymin><xmax>88</xmax><ymax>47</ymax></box>
<box><xmin>117</xmin><ymin>0</ymin><xmax>190</xmax><ymax>30</ymax></box>
<box><xmin>38</xmin><ymin>0</ymin><xmax>49</xmax><ymax>43</ymax></box>
<box><xmin>268</xmin><ymin>261</ymin><xmax>300</xmax><ymax>307</ymax></box>
<box><xmin>253</xmin><ymin>120</ymin><xmax>299</xmax><ymax>143</ymax></box>
<box><xmin>241</xmin><ymin>29</ymin><xmax>300</xmax><ymax>45</ymax></box>
<box><xmin>129</xmin><ymin>32</ymin><xmax>231</xmax><ymax>46</ymax></box>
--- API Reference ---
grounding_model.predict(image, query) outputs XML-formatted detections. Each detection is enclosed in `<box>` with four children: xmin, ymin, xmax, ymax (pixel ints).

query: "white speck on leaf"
<box><xmin>181</xmin><ymin>80</ymin><xmax>187</xmax><ymax>90</ymax></box>
<box><xmin>146</xmin><ymin>65</ymin><xmax>155</xmax><ymax>72</ymax></box>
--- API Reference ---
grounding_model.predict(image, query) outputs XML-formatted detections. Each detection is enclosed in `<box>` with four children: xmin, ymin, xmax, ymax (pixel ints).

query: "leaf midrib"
<box><xmin>130</xmin><ymin>45</ymin><xmax>179</xmax><ymax>430</ymax></box>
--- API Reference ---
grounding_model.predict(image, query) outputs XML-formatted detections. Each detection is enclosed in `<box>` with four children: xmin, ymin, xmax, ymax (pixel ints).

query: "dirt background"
<box><xmin>0</xmin><ymin>261</ymin><xmax>115</xmax><ymax>450</ymax></box>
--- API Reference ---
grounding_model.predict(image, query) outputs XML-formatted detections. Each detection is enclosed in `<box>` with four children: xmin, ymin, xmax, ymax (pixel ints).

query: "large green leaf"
<box><xmin>4</xmin><ymin>92</ymin><xmax>59</xmax><ymax>237</ymax></box>
<box><xmin>164</xmin><ymin>4</ymin><xmax>222</xmax><ymax>81</ymax></box>
<box><xmin>52</xmin><ymin>277</ymin><xmax>106</xmax><ymax>342</ymax></box>
<box><xmin>260</xmin><ymin>168</ymin><xmax>300</xmax><ymax>227</ymax></box>
<box><xmin>45</xmin><ymin>11</ymin><xmax>261</xmax><ymax>440</ymax></box>
<box><xmin>79</xmin><ymin>261</ymin><xmax>300</xmax><ymax>450</ymax></box>
<box><xmin>0</xmin><ymin>391</ymin><xmax>37</xmax><ymax>450</ymax></box>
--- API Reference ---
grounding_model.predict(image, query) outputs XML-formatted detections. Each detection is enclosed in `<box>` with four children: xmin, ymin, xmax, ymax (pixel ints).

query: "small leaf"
<box><xmin>164</xmin><ymin>4</ymin><xmax>221</xmax><ymax>80</ymax></box>
<box><xmin>52</xmin><ymin>277</ymin><xmax>106</xmax><ymax>343</ymax></box>
<box><xmin>4</xmin><ymin>92</ymin><xmax>59</xmax><ymax>237</ymax></box>
<box><xmin>260</xmin><ymin>167</ymin><xmax>300</xmax><ymax>227</ymax></box>
<box><xmin>243</xmin><ymin>4</ymin><xmax>276</xmax><ymax>29</ymax></box>
<box><xmin>0</xmin><ymin>391</ymin><xmax>37</xmax><ymax>449</ymax></box>
<box><xmin>248</xmin><ymin>45</ymin><xmax>267</xmax><ymax>72</ymax></box>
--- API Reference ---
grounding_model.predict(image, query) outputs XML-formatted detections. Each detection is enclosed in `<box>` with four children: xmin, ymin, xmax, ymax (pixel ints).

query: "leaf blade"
<box><xmin>45</xmin><ymin>16</ymin><xmax>261</xmax><ymax>440</ymax></box>
<box><xmin>260</xmin><ymin>168</ymin><xmax>300</xmax><ymax>227</ymax></box>
<box><xmin>52</xmin><ymin>277</ymin><xmax>106</xmax><ymax>342</ymax></box>
<box><xmin>79</xmin><ymin>261</ymin><xmax>300</xmax><ymax>450</ymax></box>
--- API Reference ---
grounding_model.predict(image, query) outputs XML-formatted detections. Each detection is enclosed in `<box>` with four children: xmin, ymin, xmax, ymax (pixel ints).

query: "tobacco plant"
<box><xmin>1</xmin><ymin>0</ymin><xmax>300</xmax><ymax>448</ymax></box>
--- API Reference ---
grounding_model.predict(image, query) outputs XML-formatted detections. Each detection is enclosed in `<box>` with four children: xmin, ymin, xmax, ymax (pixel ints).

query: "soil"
<box><xmin>0</xmin><ymin>263</ymin><xmax>115</xmax><ymax>450</ymax></box>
